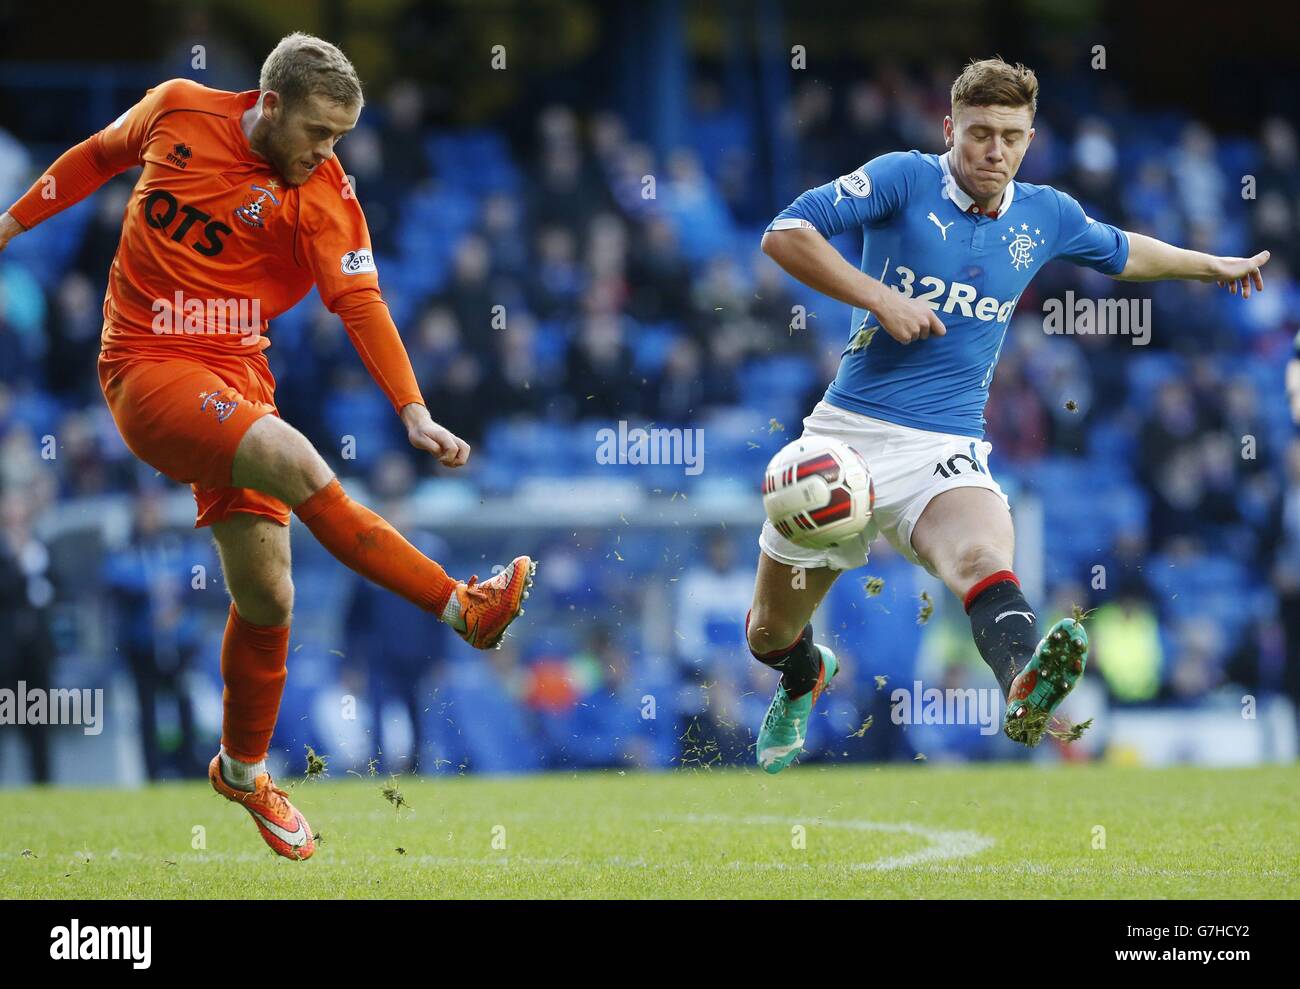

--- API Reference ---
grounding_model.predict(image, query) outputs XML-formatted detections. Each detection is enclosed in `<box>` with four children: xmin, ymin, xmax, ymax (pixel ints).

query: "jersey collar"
<box><xmin>940</xmin><ymin>150</ymin><xmax>1014</xmax><ymax>220</ymax></box>
<box><xmin>231</xmin><ymin>90</ymin><xmax>267</xmax><ymax>165</ymax></box>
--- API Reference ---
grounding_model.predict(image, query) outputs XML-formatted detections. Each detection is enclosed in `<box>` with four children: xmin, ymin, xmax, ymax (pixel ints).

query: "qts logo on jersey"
<box><xmin>143</xmin><ymin>189</ymin><xmax>231</xmax><ymax>257</ymax></box>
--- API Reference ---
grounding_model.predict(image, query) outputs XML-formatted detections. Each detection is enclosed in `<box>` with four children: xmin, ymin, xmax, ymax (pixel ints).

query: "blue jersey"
<box><xmin>768</xmin><ymin>150</ymin><xmax>1130</xmax><ymax>437</ymax></box>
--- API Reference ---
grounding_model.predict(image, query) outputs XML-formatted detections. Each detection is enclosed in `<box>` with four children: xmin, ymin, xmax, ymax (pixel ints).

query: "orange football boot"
<box><xmin>209</xmin><ymin>755</ymin><xmax>315</xmax><ymax>861</ymax></box>
<box><xmin>452</xmin><ymin>555</ymin><xmax>537</xmax><ymax>649</ymax></box>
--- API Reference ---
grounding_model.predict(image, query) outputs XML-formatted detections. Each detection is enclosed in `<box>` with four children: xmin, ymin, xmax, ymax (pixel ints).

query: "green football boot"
<box><xmin>756</xmin><ymin>645</ymin><xmax>839</xmax><ymax>774</ymax></box>
<box><xmin>1003</xmin><ymin>617</ymin><xmax>1088</xmax><ymax>746</ymax></box>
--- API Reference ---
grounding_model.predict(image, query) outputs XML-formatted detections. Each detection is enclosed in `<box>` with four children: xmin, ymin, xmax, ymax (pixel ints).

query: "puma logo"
<box><xmin>927</xmin><ymin>211</ymin><xmax>955</xmax><ymax>240</ymax></box>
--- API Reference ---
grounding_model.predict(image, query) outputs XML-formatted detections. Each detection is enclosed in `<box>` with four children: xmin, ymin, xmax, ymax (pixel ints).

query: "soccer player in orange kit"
<box><xmin>0</xmin><ymin>33</ymin><xmax>535</xmax><ymax>861</ymax></box>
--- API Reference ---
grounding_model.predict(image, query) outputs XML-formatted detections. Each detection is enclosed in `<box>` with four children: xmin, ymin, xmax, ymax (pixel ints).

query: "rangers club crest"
<box><xmin>1003</xmin><ymin>224</ymin><xmax>1043</xmax><ymax>270</ymax></box>
<box><xmin>234</xmin><ymin>183</ymin><xmax>281</xmax><ymax>228</ymax></box>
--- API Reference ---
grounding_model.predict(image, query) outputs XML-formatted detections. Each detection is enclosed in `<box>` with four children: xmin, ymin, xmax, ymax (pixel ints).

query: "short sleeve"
<box><xmin>767</xmin><ymin>151</ymin><xmax>917</xmax><ymax>238</ymax></box>
<box><xmin>1052</xmin><ymin>189</ymin><xmax>1129</xmax><ymax>275</ymax></box>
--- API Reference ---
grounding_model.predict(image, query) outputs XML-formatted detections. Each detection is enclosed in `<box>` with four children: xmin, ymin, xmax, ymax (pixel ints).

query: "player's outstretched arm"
<box><xmin>761</xmin><ymin>226</ymin><xmax>946</xmax><ymax>345</ymax></box>
<box><xmin>1114</xmin><ymin>230</ymin><xmax>1270</xmax><ymax>298</ymax></box>
<box><xmin>2</xmin><ymin>83</ymin><xmax>175</xmax><ymax>241</ymax></box>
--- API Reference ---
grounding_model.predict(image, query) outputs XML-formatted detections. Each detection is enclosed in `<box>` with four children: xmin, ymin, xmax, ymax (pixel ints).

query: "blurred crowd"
<box><xmin>1</xmin><ymin>56</ymin><xmax>1298</xmax><ymax>782</ymax></box>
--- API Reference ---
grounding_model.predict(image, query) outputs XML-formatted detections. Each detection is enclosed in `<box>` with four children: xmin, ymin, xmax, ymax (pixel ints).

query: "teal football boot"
<box><xmin>1003</xmin><ymin>617</ymin><xmax>1089</xmax><ymax>746</ymax></box>
<box><xmin>756</xmin><ymin>645</ymin><xmax>839</xmax><ymax>774</ymax></box>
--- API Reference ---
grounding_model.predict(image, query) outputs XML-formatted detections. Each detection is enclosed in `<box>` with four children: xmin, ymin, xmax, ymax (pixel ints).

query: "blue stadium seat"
<box><xmin>737</xmin><ymin>355</ymin><xmax>817</xmax><ymax>429</ymax></box>
<box><xmin>1125</xmin><ymin>353</ymin><xmax>1189</xmax><ymax>413</ymax></box>
<box><xmin>423</xmin><ymin>131</ymin><xmax>520</xmax><ymax>196</ymax></box>
<box><xmin>630</xmin><ymin>322</ymin><xmax>677</xmax><ymax>376</ymax></box>
<box><xmin>439</xmin><ymin>661</ymin><xmax>542</xmax><ymax>774</ymax></box>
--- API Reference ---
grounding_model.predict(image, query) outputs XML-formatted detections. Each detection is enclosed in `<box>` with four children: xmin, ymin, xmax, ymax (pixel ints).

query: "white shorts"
<box><xmin>758</xmin><ymin>401</ymin><xmax>1009</xmax><ymax>575</ymax></box>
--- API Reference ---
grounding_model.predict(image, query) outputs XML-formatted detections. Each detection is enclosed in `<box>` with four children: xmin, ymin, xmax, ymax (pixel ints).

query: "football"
<box><xmin>762</xmin><ymin>436</ymin><xmax>875</xmax><ymax>548</ymax></box>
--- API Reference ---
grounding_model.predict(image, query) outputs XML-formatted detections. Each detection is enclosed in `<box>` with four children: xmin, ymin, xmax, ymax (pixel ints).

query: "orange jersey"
<box><xmin>8</xmin><ymin>78</ymin><xmax>424</xmax><ymax>412</ymax></box>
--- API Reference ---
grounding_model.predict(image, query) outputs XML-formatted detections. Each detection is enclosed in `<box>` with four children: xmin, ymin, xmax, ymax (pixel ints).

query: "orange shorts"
<box><xmin>98</xmin><ymin>347</ymin><xmax>292</xmax><ymax>528</ymax></box>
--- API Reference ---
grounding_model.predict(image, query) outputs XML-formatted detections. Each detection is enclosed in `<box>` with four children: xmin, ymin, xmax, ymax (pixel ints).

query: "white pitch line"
<box><xmin>2</xmin><ymin>816</ymin><xmax>994</xmax><ymax>875</ymax></box>
<box><xmin>662</xmin><ymin>813</ymin><xmax>995</xmax><ymax>871</ymax></box>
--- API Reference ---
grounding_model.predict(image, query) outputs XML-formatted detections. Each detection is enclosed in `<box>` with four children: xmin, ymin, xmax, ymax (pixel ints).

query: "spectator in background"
<box><xmin>529</xmin><ymin>105</ymin><xmax>609</xmax><ymax>235</ymax></box>
<box><xmin>985</xmin><ymin>351</ymin><xmax>1049</xmax><ymax>463</ymax></box>
<box><xmin>422</xmin><ymin>351</ymin><xmax>489</xmax><ymax>449</ymax></box>
<box><xmin>552</xmin><ymin>624</ymin><xmax>654</xmax><ymax>769</ymax></box>
<box><xmin>1123</xmin><ymin>160</ymin><xmax>1182</xmax><ymax>245</ymax></box>
<box><xmin>748</xmin><ymin>256</ymin><xmax>807</xmax><ymax>356</ymax></box>
<box><xmin>529</xmin><ymin>225</ymin><xmax>584</xmax><ymax>321</ymax></box>
<box><xmin>56</xmin><ymin>411</ymin><xmax>113</xmax><ymax>499</ymax></box>
<box><xmin>1138</xmin><ymin>379</ymin><xmax>1215</xmax><ymax>551</ymax></box>
<box><xmin>1166</xmin><ymin>618</ymin><xmax>1225</xmax><ymax>701</ymax></box>
<box><xmin>0</xmin><ymin>487</ymin><xmax>54</xmax><ymax>782</ymax></box>
<box><xmin>495</xmin><ymin>310</ymin><xmax>554</xmax><ymax>419</ymax></box>
<box><xmin>660</xmin><ymin>149</ymin><xmax>735</xmax><ymax>264</ymax></box>
<box><xmin>408</xmin><ymin>304</ymin><xmax>463</xmax><ymax>389</ymax></box>
<box><xmin>446</xmin><ymin>233</ymin><xmax>500</xmax><ymax>364</ymax></box>
<box><xmin>674</xmin><ymin>531</ymin><xmax>755</xmax><ymax>765</ymax></box>
<box><xmin>1089</xmin><ymin>576</ymin><xmax>1163</xmax><ymax>704</ymax></box>
<box><xmin>675</xmin><ymin>531</ymin><xmax>753</xmax><ymax>666</ymax></box>
<box><xmin>378</xmin><ymin>82</ymin><xmax>431</xmax><ymax>194</ymax></box>
<box><xmin>650</xmin><ymin>337</ymin><xmax>709</xmax><ymax>423</ymax></box>
<box><xmin>482</xmin><ymin>191</ymin><xmax>529</xmax><ymax>280</ymax></box>
<box><xmin>72</xmin><ymin>178</ymin><xmax>133</xmax><ymax>285</ymax></box>
<box><xmin>1267</xmin><ymin>438</ymin><xmax>1300</xmax><ymax>724</ymax></box>
<box><xmin>342</xmin><ymin>453</ymin><xmax>449</xmax><ymax>773</ymax></box>
<box><xmin>1170</xmin><ymin>122</ymin><xmax>1226</xmax><ymax>232</ymax></box>
<box><xmin>564</xmin><ymin>310</ymin><xmax>637</xmax><ymax>421</ymax></box>
<box><xmin>45</xmin><ymin>272</ymin><xmax>104</xmax><ymax>404</ymax></box>
<box><xmin>323</xmin><ymin>365</ymin><xmax>399</xmax><ymax>471</ymax></box>
<box><xmin>1070</xmin><ymin>117</ymin><xmax>1122</xmax><ymax>221</ymax></box>
<box><xmin>626</xmin><ymin>216</ymin><xmax>692</xmax><ymax>326</ymax></box>
<box><xmin>101</xmin><ymin>489</ymin><xmax>205</xmax><ymax>780</ymax></box>
<box><xmin>1257</xmin><ymin>118</ymin><xmax>1300</xmax><ymax>270</ymax></box>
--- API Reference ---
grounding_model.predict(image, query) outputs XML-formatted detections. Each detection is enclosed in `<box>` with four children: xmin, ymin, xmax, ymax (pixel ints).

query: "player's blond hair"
<box><xmin>259</xmin><ymin>32</ymin><xmax>363</xmax><ymax>110</ymax></box>
<box><xmin>951</xmin><ymin>56</ymin><xmax>1038</xmax><ymax>117</ymax></box>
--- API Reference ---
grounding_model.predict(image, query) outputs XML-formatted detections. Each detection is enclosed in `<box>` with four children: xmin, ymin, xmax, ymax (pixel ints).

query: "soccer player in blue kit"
<box><xmin>748</xmin><ymin>57</ymin><xmax>1271</xmax><ymax>769</ymax></box>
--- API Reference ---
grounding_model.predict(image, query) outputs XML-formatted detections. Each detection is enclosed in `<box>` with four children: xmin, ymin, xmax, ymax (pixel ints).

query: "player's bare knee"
<box><xmin>233</xmin><ymin>574</ymin><xmax>294</xmax><ymax>627</ymax></box>
<box><xmin>951</xmin><ymin>542</ymin><xmax>1010</xmax><ymax>590</ymax></box>
<box><xmin>746</xmin><ymin>605</ymin><xmax>801</xmax><ymax>655</ymax></box>
<box><xmin>235</xmin><ymin>416</ymin><xmax>333</xmax><ymax>505</ymax></box>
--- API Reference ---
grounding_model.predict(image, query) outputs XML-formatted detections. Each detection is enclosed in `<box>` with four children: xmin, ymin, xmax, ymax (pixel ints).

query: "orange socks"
<box><xmin>221</xmin><ymin>479</ymin><xmax>457</xmax><ymax>764</ymax></box>
<box><xmin>293</xmin><ymin>478</ymin><xmax>457</xmax><ymax>614</ymax></box>
<box><xmin>219</xmin><ymin>603</ymin><xmax>290</xmax><ymax>763</ymax></box>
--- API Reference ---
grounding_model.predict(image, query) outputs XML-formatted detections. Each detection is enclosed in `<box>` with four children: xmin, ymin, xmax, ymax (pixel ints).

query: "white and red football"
<box><xmin>761</xmin><ymin>436</ymin><xmax>874</xmax><ymax>549</ymax></box>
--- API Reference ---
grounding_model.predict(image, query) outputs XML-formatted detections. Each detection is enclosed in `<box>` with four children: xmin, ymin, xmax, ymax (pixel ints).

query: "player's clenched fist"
<box><xmin>873</xmin><ymin>289</ymin><xmax>948</xmax><ymax>345</ymax></box>
<box><xmin>400</xmin><ymin>403</ymin><xmax>470</xmax><ymax>467</ymax></box>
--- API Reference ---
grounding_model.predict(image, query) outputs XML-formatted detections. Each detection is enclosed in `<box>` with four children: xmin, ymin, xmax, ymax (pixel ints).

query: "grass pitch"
<box><xmin>2</xmin><ymin>763</ymin><xmax>1297</xmax><ymax>899</ymax></box>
